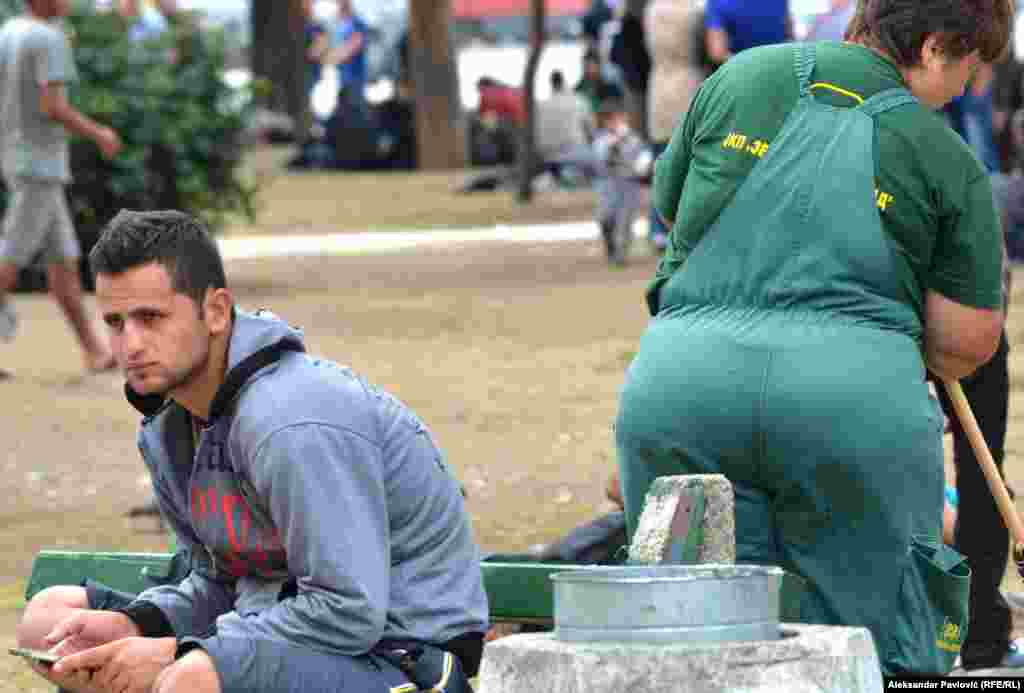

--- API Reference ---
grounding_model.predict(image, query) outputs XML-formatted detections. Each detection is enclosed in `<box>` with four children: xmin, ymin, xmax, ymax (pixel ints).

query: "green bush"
<box><xmin>0</xmin><ymin>2</ymin><xmax>257</xmax><ymax>290</ymax></box>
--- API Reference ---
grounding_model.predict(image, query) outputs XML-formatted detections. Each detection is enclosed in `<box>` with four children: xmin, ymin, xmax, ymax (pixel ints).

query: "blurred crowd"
<box><xmin>465</xmin><ymin>0</ymin><xmax>1024</xmax><ymax>265</ymax></box>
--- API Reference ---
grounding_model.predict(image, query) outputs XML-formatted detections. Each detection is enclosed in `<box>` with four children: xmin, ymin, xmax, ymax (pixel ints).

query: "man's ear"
<box><xmin>920</xmin><ymin>34</ymin><xmax>945</xmax><ymax>70</ymax></box>
<box><xmin>203</xmin><ymin>287</ymin><xmax>234</xmax><ymax>336</ymax></box>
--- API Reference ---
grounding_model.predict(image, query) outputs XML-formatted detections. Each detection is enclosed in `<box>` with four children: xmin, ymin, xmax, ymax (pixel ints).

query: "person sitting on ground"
<box><xmin>592</xmin><ymin>97</ymin><xmax>653</xmax><ymax>266</ymax></box>
<box><xmin>16</xmin><ymin>210</ymin><xmax>489</xmax><ymax>693</ymax></box>
<box><xmin>536</xmin><ymin>69</ymin><xmax>593</xmax><ymax>185</ymax></box>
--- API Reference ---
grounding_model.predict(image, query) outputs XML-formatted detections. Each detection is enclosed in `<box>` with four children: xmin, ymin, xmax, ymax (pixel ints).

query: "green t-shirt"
<box><xmin>650</xmin><ymin>41</ymin><xmax>1003</xmax><ymax>319</ymax></box>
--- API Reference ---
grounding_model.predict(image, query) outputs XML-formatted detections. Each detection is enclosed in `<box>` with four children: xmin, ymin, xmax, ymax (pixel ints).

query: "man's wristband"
<box><xmin>110</xmin><ymin>601</ymin><xmax>175</xmax><ymax>638</ymax></box>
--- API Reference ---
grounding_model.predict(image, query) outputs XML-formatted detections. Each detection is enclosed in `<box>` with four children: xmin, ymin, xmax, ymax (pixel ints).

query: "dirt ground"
<box><xmin>3</xmin><ymin>231</ymin><xmax>1024</xmax><ymax>690</ymax></box>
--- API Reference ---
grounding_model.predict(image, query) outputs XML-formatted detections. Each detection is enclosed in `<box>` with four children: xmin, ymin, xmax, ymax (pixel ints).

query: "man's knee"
<box><xmin>153</xmin><ymin>651</ymin><xmax>222</xmax><ymax>693</ymax></box>
<box><xmin>16</xmin><ymin>585</ymin><xmax>89</xmax><ymax>649</ymax></box>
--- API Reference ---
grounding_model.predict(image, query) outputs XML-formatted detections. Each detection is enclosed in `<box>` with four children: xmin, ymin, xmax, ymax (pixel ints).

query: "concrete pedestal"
<box><xmin>630</xmin><ymin>474</ymin><xmax>735</xmax><ymax>565</ymax></box>
<box><xmin>477</xmin><ymin>624</ymin><xmax>883</xmax><ymax>693</ymax></box>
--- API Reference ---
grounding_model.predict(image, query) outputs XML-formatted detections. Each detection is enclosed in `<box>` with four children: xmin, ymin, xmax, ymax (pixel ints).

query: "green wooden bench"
<box><xmin>25</xmin><ymin>550</ymin><xmax>806</xmax><ymax>628</ymax></box>
<box><xmin>24</xmin><ymin>550</ymin><xmax>587</xmax><ymax>627</ymax></box>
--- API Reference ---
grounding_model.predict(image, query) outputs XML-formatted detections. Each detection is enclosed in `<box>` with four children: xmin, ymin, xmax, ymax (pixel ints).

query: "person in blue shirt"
<box><xmin>704</xmin><ymin>0</ymin><xmax>791</xmax><ymax>67</ymax></box>
<box><xmin>324</xmin><ymin>0</ymin><xmax>368</xmax><ymax>107</ymax></box>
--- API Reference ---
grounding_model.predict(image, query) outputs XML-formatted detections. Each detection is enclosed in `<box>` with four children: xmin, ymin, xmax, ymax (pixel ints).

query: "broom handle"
<box><xmin>942</xmin><ymin>379</ymin><xmax>1024</xmax><ymax>552</ymax></box>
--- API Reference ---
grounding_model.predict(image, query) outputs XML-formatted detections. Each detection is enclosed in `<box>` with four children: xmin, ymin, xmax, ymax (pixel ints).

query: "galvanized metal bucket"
<box><xmin>550</xmin><ymin>565</ymin><xmax>784</xmax><ymax>643</ymax></box>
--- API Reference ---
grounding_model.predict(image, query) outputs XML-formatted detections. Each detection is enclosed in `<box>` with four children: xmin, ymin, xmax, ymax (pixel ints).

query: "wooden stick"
<box><xmin>943</xmin><ymin>379</ymin><xmax>1024</xmax><ymax>567</ymax></box>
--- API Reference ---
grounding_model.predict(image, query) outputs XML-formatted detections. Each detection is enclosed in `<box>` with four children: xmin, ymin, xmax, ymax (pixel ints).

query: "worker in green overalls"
<box><xmin>614</xmin><ymin>0</ymin><xmax>1013</xmax><ymax>677</ymax></box>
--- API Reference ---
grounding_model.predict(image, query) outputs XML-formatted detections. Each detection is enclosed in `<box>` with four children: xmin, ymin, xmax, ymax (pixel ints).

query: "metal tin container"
<box><xmin>550</xmin><ymin>565</ymin><xmax>783</xmax><ymax>643</ymax></box>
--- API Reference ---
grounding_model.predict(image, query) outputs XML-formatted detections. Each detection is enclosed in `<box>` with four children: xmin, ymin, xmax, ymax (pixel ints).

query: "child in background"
<box><xmin>592</xmin><ymin>97</ymin><xmax>653</xmax><ymax>266</ymax></box>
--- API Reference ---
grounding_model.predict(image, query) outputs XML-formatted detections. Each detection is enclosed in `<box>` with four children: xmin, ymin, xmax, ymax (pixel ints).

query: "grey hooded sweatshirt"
<box><xmin>121</xmin><ymin>309</ymin><xmax>489</xmax><ymax>670</ymax></box>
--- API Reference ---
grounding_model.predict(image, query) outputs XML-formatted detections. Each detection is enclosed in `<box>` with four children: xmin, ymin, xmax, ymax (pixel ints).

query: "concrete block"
<box><xmin>629</xmin><ymin>474</ymin><xmax>735</xmax><ymax>565</ymax></box>
<box><xmin>477</xmin><ymin>624</ymin><xmax>883</xmax><ymax>693</ymax></box>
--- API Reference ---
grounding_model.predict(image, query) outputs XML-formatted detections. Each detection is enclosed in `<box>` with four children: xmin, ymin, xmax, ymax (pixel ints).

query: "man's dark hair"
<box><xmin>89</xmin><ymin>210</ymin><xmax>227</xmax><ymax>307</ymax></box>
<box><xmin>853</xmin><ymin>0</ymin><xmax>1013</xmax><ymax>66</ymax></box>
<box><xmin>550</xmin><ymin>70</ymin><xmax>565</xmax><ymax>91</ymax></box>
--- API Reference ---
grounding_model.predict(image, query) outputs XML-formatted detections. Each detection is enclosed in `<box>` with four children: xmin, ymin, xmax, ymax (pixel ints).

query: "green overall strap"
<box><xmin>857</xmin><ymin>87</ymin><xmax>919</xmax><ymax>119</ymax></box>
<box><xmin>658</xmin><ymin>43</ymin><xmax>922</xmax><ymax>337</ymax></box>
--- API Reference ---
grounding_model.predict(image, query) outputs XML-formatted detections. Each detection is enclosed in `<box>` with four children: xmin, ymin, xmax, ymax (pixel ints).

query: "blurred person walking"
<box><xmin>0</xmin><ymin>0</ymin><xmax>121</xmax><ymax>375</ymax></box>
<box><xmin>592</xmin><ymin>97</ymin><xmax>652</xmax><ymax>266</ymax></box>
<box><xmin>644</xmin><ymin>0</ymin><xmax>708</xmax><ymax>253</ymax></box>
<box><xmin>704</xmin><ymin>0</ymin><xmax>791</xmax><ymax>68</ymax></box>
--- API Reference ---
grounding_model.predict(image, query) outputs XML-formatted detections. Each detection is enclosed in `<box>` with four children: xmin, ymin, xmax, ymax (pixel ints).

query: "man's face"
<box><xmin>910</xmin><ymin>40</ymin><xmax>982</xmax><ymax>108</ymax></box>
<box><xmin>97</xmin><ymin>262</ymin><xmax>213</xmax><ymax>398</ymax></box>
<box><xmin>338</xmin><ymin>0</ymin><xmax>352</xmax><ymax>17</ymax></box>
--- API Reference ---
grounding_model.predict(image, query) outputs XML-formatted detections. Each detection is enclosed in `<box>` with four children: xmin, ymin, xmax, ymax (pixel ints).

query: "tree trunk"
<box><xmin>250</xmin><ymin>0</ymin><xmax>307</xmax><ymax>142</ymax></box>
<box><xmin>516</xmin><ymin>0</ymin><xmax>546</xmax><ymax>202</ymax></box>
<box><xmin>408</xmin><ymin>1</ymin><xmax>464</xmax><ymax>170</ymax></box>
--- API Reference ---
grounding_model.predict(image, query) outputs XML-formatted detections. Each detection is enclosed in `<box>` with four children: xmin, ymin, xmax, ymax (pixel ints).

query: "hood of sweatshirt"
<box><xmin>124</xmin><ymin>308</ymin><xmax>306</xmax><ymax>418</ymax></box>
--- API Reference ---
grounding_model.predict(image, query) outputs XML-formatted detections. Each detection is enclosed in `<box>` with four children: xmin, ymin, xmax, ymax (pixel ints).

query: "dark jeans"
<box><xmin>936</xmin><ymin>331</ymin><xmax>1012</xmax><ymax>669</ymax></box>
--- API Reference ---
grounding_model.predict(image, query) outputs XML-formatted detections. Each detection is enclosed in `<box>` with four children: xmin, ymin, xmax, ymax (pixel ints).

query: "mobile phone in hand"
<box><xmin>8</xmin><ymin>647</ymin><xmax>60</xmax><ymax>666</ymax></box>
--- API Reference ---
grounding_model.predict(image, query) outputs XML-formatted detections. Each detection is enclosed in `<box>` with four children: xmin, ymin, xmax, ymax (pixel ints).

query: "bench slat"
<box><xmin>27</xmin><ymin>551</ymin><xmax>597</xmax><ymax>625</ymax></box>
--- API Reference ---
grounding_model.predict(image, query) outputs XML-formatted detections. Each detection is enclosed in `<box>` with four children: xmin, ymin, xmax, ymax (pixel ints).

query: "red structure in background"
<box><xmin>452</xmin><ymin>0</ymin><xmax>589</xmax><ymax>17</ymax></box>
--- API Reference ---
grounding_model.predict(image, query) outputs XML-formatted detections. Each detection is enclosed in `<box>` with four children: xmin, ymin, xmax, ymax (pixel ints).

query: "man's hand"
<box><xmin>153</xmin><ymin>648</ymin><xmax>221</xmax><ymax>693</ymax></box>
<box><xmin>44</xmin><ymin>609</ymin><xmax>141</xmax><ymax>657</ymax></box>
<box><xmin>53</xmin><ymin>637</ymin><xmax>177</xmax><ymax>693</ymax></box>
<box><xmin>95</xmin><ymin>126</ymin><xmax>122</xmax><ymax>160</ymax></box>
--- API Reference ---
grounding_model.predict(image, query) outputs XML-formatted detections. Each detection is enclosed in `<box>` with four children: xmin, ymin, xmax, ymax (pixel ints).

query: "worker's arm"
<box><xmin>923</xmin><ymin>290</ymin><xmax>1003</xmax><ymax>381</ymax></box>
<box><xmin>40</xmin><ymin>82</ymin><xmax>121</xmax><ymax>159</ymax></box>
<box><xmin>925</xmin><ymin>168</ymin><xmax>1005</xmax><ymax>380</ymax></box>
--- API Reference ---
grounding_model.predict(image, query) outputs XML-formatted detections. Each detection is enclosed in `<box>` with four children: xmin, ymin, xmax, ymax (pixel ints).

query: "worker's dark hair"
<box><xmin>550</xmin><ymin>69</ymin><xmax>565</xmax><ymax>91</ymax></box>
<box><xmin>89</xmin><ymin>210</ymin><xmax>227</xmax><ymax>309</ymax></box>
<box><xmin>850</xmin><ymin>0</ymin><xmax>1014</xmax><ymax>65</ymax></box>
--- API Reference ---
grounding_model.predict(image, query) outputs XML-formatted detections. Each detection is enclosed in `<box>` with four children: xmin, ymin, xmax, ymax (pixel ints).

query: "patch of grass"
<box><xmin>223</xmin><ymin>145</ymin><xmax>597</xmax><ymax>236</ymax></box>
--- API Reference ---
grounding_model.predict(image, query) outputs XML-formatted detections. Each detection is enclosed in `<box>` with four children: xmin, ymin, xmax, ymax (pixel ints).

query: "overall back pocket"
<box><xmin>883</xmin><ymin>535</ymin><xmax>970</xmax><ymax>675</ymax></box>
